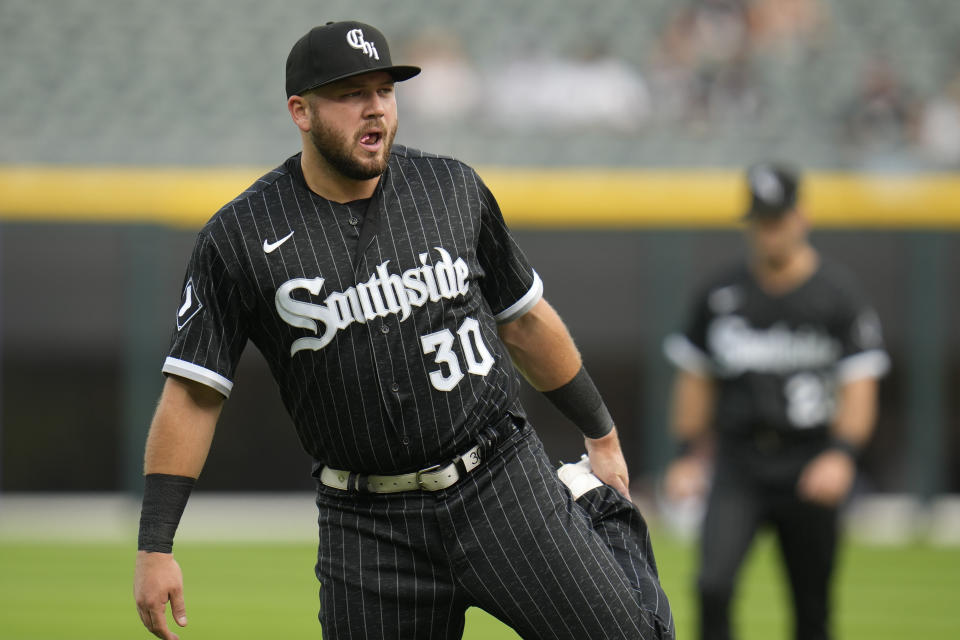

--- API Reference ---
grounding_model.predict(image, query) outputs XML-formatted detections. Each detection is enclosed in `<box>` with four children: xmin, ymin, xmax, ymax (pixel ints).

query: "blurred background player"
<box><xmin>662</xmin><ymin>161</ymin><xmax>890</xmax><ymax>640</ymax></box>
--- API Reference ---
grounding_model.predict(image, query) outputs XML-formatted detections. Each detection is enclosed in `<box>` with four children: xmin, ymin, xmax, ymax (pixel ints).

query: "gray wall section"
<box><xmin>1</xmin><ymin>223</ymin><xmax>955</xmax><ymax>494</ymax></box>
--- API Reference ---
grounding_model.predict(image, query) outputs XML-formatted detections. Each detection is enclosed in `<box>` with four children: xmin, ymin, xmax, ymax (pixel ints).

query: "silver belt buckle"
<box><xmin>415</xmin><ymin>464</ymin><xmax>444</xmax><ymax>490</ymax></box>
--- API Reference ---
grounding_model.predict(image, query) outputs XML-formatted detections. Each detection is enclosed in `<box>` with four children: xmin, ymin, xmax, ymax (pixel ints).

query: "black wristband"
<box><xmin>137</xmin><ymin>473</ymin><xmax>196</xmax><ymax>553</ymax></box>
<box><xmin>542</xmin><ymin>366</ymin><xmax>614</xmax><ymax>439</ymax></box>
<box><xmin>829</xmin><ymin>437</ymin><xmax>860</xmax><ymax>461</ymax></box>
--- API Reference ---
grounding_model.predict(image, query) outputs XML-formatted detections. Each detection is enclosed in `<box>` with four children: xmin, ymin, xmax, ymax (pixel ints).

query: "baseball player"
<box><xmin>133</xmin><ymin>21</ymin><xmax>673</xmax><ymax>640</ymax></box>
<box><xmin>662</xmin><ymin>162</ymin><xmax>890</xmax><ymax>640</ymax></box>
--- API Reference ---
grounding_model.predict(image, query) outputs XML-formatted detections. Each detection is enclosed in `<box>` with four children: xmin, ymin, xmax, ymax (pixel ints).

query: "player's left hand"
<box><xmin>584</xmin><ymin>426</ymin><xmax>630</xmax><ymax>499</ymax></box>
<box><xmin>797</xmin><ymin>449</ymin><xmax>855</xmax><ymax>507</ymax></box>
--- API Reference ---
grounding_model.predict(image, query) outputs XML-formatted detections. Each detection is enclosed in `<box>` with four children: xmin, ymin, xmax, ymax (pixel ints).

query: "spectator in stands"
<box><xmin>677</xmin><ymin>0</ymin><xmax>752</xmax><ymax>68</ymax></box>
<box><xmin>647</xmin><ymin>0</ymin><xmax>763</xmax><ymax>127</ymax></box>
<box><xmin>840</xmin><ymin>55</ymin><xmax>919</xmax><ymax>158</ymax></box>
<box><xmin>916</xmin><ymin>64</ymin><xmax>960</xmax><ymax>167</ymax></box>
<box><xmin>646</xmin><ymin>10</ymin><xmax>702</xmax><ymax>125</ymax></box>
<box><xmin>486</xmin><ymin>42</ymin><xmax>651</xmax><ymax>132</ymax></box>
<box><xmin>747</xmin><ymin>0</ymin><xmax>832</xmax><ymax>64</ymax></box>
<box><xmin>399</xmin><ymin>27</ymin><xmax>482</xmax><ymax>123</ymax></box>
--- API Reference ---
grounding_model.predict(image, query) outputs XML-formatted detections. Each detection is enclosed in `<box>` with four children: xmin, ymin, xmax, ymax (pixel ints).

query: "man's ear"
<box><xmin>288</xmin><ymin>95</ymin><xmax>311</xmax><ymax>132</ymax></box>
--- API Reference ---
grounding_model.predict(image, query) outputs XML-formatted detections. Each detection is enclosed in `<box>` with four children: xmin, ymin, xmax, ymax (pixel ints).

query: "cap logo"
<box><xmin>346</xmin><ymin>28</ymin><xmax>379</xmax><ymax>60</ymax></box>
<box><xmin>751</xmin><ymin>167</ymin><xmax>783</xmax><ymax>205</ymax></box>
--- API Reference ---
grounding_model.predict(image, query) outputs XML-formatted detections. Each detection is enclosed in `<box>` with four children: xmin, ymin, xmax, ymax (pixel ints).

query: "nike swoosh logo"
<box><xmin>263</xmin><ymin>230</ymin><xmax>295</xmax><ymax>254</ymax></box>
<box><xmin>178</xmin><ymin>284</ymin><xmax>193</xmax><ymax>317</ymax></box>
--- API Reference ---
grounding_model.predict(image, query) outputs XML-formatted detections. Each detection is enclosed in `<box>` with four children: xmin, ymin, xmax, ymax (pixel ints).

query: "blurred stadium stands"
<box><xmin>1</xmin><ymin>0</ymin><xmax>959</xmax><ymax>168</ymax></box>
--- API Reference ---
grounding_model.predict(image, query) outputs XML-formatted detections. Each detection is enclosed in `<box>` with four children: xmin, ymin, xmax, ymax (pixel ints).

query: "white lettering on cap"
<box><xmin>751</xmin><ymin>167</ymin><xmax>784</xmax><ymax>205</ymax></box>
<box><xmin>346</xmin><ymin>28</ymin><xmax>380</xmax><ymax>60</ymax></box>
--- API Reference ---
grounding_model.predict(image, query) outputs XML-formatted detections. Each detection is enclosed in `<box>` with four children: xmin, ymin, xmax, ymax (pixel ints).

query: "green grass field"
<box><xmin>1</xmin><ymin>533</ymin><xmax>958</xmax><ymax>639</ymax></box>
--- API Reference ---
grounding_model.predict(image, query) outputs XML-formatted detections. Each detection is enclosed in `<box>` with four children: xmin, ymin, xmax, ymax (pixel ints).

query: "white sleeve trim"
<box><xmin>162</xmin><ymin>357</ymin><xmax>234</xmax><ymax>397</ymax></box>
<box><xmin>494</xmin><ymin>270</ymin><xmax>543</xmax><ymax>324</ymax></box>
<box><xmin>836</xmin><ymin>349</ymin><xmax>891</xmax><ymax>383</ymax></box>
<box><xmin>663</xmin><ymin>333</ymin><xmax>713</xmax><ymax>376</ymax></box>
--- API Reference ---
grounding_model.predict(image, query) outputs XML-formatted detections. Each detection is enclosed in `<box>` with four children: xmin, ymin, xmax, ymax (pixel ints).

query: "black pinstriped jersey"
<box><xmin>163</xmin><ymin>145</ymin><xmax>543</xmax><ymax>474</ymax></box>
<box><xmin>664</xmin><ymin>260</ymin><xmax>890</xmax><ymax>439</ymax></box>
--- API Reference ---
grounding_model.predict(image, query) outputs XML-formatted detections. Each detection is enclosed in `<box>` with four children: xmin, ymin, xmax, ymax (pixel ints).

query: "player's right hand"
<box><xmin>663</xmin><ymin>456</ymin><xmax>709</xmax><ymax>503</ymax></box>
<box><xmin>134</xmin><ymin>551</ymin><xmax>188</xmax><ymax>640</ymax></box>
<box><xmin>584</xmin><ymin>426</ymin><xmax>631</xmax><ymax>498</ymax></box>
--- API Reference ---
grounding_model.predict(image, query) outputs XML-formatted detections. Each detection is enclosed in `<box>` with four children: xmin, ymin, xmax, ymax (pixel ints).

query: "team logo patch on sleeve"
<box><xmin>176</xmin><ymin>278</ymin><xmax>204</xmax><ymax>330</ymax></box>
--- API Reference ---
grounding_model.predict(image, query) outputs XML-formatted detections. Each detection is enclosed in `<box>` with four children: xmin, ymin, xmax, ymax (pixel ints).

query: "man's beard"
<box><xmin>308</xmin><ymin>115</ymin><xmax>395</xmax><ymax>181</ymax></box>
<box><xmin>761</xmin><ymin>251</ymin><xmax>789</xmax><ymax>271</ymax></box>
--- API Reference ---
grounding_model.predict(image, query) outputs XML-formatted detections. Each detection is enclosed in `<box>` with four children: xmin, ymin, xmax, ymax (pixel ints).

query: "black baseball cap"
<box><xmin>285</xmin><ymin>21</ymin><xmax>421</xmax><ymax>98</ymax></box>
<box><xmin>743</xmin><ymin>161</ymin><xmax>801</xmax><ymax>220</ymax></box>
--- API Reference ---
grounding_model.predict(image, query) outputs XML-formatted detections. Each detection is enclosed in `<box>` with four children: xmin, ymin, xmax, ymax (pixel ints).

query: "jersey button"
<box><xmin>349</xmin><ymin>217</ymin><xmax>359</xmax><ymax>226</ymax></box>
<box><xmin>390</xmin><ymin>382</ymin><xmax>400</xmax><ymax>393</ymax></box>
<box><xmin>380</xmin><ymin>324</ymin><xmax>390</xmax><ymax>334</ymax></box>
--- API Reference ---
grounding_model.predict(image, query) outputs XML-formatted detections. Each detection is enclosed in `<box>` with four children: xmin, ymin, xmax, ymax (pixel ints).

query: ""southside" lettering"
<box><xmin>275</xmin><ymin>247</ymin><xmax>470</xmax><ymax>355</ymax></box>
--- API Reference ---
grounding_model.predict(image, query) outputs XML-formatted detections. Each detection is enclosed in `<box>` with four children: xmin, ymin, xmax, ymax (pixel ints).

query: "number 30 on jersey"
<box><xmin>420</xmin><ymin>317</ymin><xmax>494</xmax><ymax>391</ymax></box>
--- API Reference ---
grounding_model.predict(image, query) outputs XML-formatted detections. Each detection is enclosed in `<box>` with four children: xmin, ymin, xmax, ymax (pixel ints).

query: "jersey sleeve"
<box><xmin>474</xmin><ymin>174</ymin><xmax>542</xmax><ymax>324</ymax></box>
<box><xmin>162</xmin><ymin>231</ymin><xmax>249</xmax><ymax>397</ymax></box>
<box><xmin>663</xmin><ymin>285</ymin><xmax>715</xmax><ymax>376</ymax></box>
<box><xmin>834</xmin><ymin>293</ymin><xmax>890</xmax><ymax>384</ymax></box>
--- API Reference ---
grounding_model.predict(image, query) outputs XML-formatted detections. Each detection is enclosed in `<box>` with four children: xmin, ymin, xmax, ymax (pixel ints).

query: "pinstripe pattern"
<box><xmin>315</xmin><ymin>425</ymin><xmax>673</xmax><ymax>639</ymax></box>
<box><xmin>164</xmin><ymin>146</ymin><xmax>539</xmax><ymax>473</ymax></box>
<box><xmin>698</xmin><ymin>459</ymin><xmax>837</xmax><ymax>640</ymax></box>
<box><xmin>161</xmin><ymin>144</ymin><xmax>672</xmax><ymax>638</ymax></box>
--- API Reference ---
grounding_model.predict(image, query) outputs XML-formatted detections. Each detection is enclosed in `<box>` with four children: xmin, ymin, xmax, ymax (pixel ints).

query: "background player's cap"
<box><xmin>285</xmin><ymin>21</ymin><xmax>421</xmax><ymax>98</ymax></box>
<box><xmin>743</xmin><ymin>161</ymin><xmax>801</xmax><ymax>220</ymax></box>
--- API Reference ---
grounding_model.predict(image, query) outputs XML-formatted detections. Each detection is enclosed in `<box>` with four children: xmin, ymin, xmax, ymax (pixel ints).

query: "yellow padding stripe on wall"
<box><xmin>0</xmin><ymin>166</ymin><xmax>958</xmax><ymax>228</ymax></box>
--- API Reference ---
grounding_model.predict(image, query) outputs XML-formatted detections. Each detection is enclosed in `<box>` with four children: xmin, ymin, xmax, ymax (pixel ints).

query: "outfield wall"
<box><xmin>2</xmin><ymin>493</ymin><xmax>959</xmax><ymax>546</ymax></box>
<box><xmin>0</xmin><ymin>168</ymin><xmax>956</xmax><ymax>497</ymax></box>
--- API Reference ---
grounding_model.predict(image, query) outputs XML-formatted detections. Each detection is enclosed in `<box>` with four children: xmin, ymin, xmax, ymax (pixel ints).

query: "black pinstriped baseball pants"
<box><xmin>696</xmin><ymin>458</ymin><xmax>839</xmax><ymax>640</ymax></box>
<box><xmin>314</xmin><ymin>425</ymin><xmax>674</xmax><ymax>639</ymax></box>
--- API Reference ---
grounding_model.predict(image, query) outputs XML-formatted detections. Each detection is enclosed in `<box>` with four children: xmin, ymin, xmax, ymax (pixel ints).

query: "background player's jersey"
<box><xmin>163</xmin><ymin>145</ymin><xmax>542</xmax><ymax>474</ymax></box>
<box><xmin>665</xmin><ymin>260</ymin><xmax>890</xmax><ymax>439</ymax></box>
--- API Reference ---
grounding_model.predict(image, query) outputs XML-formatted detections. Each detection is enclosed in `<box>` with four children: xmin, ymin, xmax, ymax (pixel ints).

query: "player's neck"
<box><xmin>299</xmin><ymin>149</ymin><xmax>380</xmax><ymax>203</ymax></box>
<box><xmin>752</xmin><ymin>244</ymin><xmax>819</xmax><ymax>296</ymax></box>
